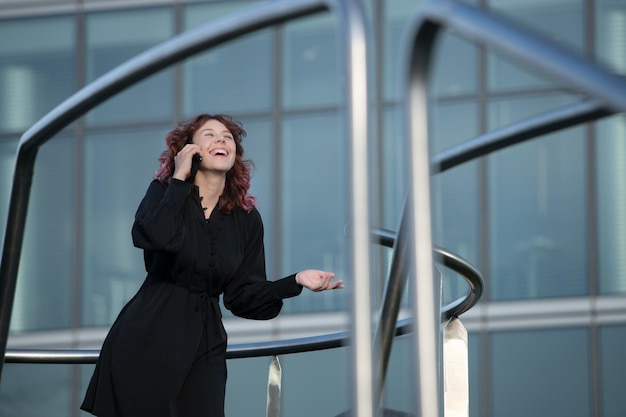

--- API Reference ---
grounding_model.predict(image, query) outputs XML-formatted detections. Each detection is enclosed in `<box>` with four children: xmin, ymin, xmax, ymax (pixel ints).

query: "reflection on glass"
<box><xmin>599</xmin><ymin>324</ymin><xmax>626</xmax><ymax>416</ymax></box>
<box><xmin>11</xmin><ymin>136</ymin><xmax>75</xmax><ymax>332</ymax></box>
<box><xmin>0</xmin><ymin>139</ymin><xmax>18</xmax><ymax>252</ymax></box>
<box><xmin>488</xmin><ymin>96</ymin><xmax>587</xmax><ymax>300</ymax></box>
<box><xmin>0</xmin><ymin>16</ymin><xmax>74</xmax><ymax>134</ymax></box>
<box><xmin>224</xmin><ymin>347</ymin><xmax>350</xmax><ymax>417</ymax></box>
<box><xmin>487</xmin><ymin>0</ymin><xmax>584</xmax><ymax>91</ymax></box>
<box><xmin>490</xmin><ymin>327</ymin><xmax>591</xmax><ymax>417</ymax></box>
<box><xmin>381</xmin><ymin>106</ymin><xmax>407</xmax><ymax>230</ymax></box>
<box><xmin>0</xmin><ymin>364</ymin><xmax>72</xmax><ymax>417</ymax></box>
<box><xmin>237</xmin><ymin>118</ymin><xmax>275</xmax><ymax>277</ymax></box>
<box><xmin>85</xmin><ymin>8</ymin><xmax>174</xmax><ymax>125</ymax></box>
<box><xmin>596</xmin><ymin>116</ymin><xmax>626</xmax><ymax>295</ymax></box>
<box><xmin>383</xmin><ymin>0</ymin><xmax>424</xmax><ymax>101</ymax></box>
<box><xmin>431</xmin><ymin>33</ymin><xmax>478</xmax><ymax>97</ymax></box>
<box><xmin>282</xmin><ymin>15</ymin><xmax>339</xmax><ymax>109</ymax></box>
<box><xmin>182</xmin><ymin>3</ymin><xmax>272</xmax><ymax>116</ymax></box>
<box><xmin>431</xmin><ymin>101</ymin><xmax>480</xmax><ymax>304</ymax></box>
<box><xmin>468</xmin><ymin>332</ymin><xmax>482</xmax><ymax>417</ymax></box>
<box><xmin>595</xmin><ymin>0</ymin><xmax>626</xmax><ymax>74</ymax></box>
<box><xmin>280</xmin><ymin>113</ymin><xmax>347</xmax><ymax>313</ymax></box>
<box><xmin>82</xmin><ymin>127</ymin><xmax>168</xmax><ymax>326</ymax></box>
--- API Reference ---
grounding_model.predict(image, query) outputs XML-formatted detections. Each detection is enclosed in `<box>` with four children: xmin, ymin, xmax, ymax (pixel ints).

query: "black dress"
<box><xmin>81</xmin><ymin>179</ymin><xmax>303</xmax><ymax>417</ymax></box>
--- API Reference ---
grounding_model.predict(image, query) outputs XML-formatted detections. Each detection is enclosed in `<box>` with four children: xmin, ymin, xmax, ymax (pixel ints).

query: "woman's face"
<box><xmin>191</xmin><ymin>118</ymin><xmax>237</xmax><ymax>173</ymax></box>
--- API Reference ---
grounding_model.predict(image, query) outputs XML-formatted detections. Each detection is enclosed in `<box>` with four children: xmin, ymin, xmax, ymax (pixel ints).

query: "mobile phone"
<box><xmin>186</xmin><ymin>138</ymin><xmax>201</xmax><ymax>183</ymax></box>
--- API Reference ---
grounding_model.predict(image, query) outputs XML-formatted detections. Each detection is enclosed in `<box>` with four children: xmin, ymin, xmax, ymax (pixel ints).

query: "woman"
<box><xmin>81</xmin><ymin>114</ymin><xmax>343</xmax><ymax>417</ymax></box>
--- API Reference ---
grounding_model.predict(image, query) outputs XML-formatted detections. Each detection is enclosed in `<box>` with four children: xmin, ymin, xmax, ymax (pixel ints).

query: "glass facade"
<box><xmin>0</xmin><ymin>0</ymin><xmax>625</xmax><ymax>416</ymax></box>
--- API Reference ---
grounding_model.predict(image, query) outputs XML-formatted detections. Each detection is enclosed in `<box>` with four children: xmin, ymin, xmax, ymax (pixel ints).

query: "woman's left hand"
<box><xmin>295</xmin><ymin>270</ymin><xmax>344</xmax><ymax>292</ymax></box>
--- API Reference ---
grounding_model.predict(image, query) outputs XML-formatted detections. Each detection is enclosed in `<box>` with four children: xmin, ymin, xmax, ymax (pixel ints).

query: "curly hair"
<box><xmin>154</xmin><ymin>114</ymin><xmax>256</xmax><ymax>213</ymax></box>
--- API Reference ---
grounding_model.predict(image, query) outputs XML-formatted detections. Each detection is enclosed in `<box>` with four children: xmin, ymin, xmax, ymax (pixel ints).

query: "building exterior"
<box><xmin>0</xmin><ymin>0</ymin><xmax>625</xmax><ymax>416</ymax></box>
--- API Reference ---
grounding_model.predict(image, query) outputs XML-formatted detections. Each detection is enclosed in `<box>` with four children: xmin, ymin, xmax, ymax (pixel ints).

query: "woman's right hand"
<box><xmin>172</xmin><ymin>144</ymin><xmax>201</xmax><ymax>181</ymax></box>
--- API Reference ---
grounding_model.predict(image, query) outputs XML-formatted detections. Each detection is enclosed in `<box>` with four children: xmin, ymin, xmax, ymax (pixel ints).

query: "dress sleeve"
<box><xmin>131</xmin><ymin>179</ymin><xmax>193</xmax><ymax>252</ymax></box>
<box><xmin>222</xmin><ymin>208</ymin><xmax>303</xmax><ymax>320</ymax></box>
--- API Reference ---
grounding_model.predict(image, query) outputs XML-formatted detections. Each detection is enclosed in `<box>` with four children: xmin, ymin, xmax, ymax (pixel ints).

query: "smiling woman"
<box><xmin>80</xmin><ymin>113</ymin><xmax>344</xmax><ymax>417</ymax></box>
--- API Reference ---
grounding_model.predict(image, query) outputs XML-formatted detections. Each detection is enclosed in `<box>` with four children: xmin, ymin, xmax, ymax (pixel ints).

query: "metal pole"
<box><xmin>330</xmin><ymin>1</ymin><xmax>373</xmax><ymax>415</ymax></box>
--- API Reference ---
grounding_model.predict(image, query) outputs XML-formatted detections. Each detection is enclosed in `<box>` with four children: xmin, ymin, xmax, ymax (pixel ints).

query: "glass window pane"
<box><xmin>11</xmin><ymin>136</ymin><xmax>75</xmax><ymax>332</ymax></box>
<box><xmin>237</xmin><ymin>117</ymin><xmax>276</xmax><ymax>278</ymax></box>
<box><xmin>382</xmin><ymin>335</ymin><xmax>413</xmax><ymax>414</ymax></box>
<box><xmin>468</xmin><ymin>332</ymin><xmax>482</xmax><ymax>417</ymax></box>
<box><xmin>595</xmin><ymin>0</ymin><xmax>626</xmax><ymax>75</ymax></box>
<box><xmin>381</xmin><ymin>106</ymin><xmax>407</xmax><ymax>230</ymax></box>
<box><xmin>487</xmin><ymin>0</ymin><xmax>584</xmax><ymax>91</ymax></box>
<box><xmin>488</xmin><ymin>96</ymin><xmax>587</xmax><ymax>300</ymax></box>
<box><xmin>432</xmin><ymin>33</ymin><xmax>478</xmax><ymax>97</ymax></box>
<box><xmin>85</xmin><ymin>8</ymin><xmax>174</xmax><ymax>126</ymax></box>
<box><xmin>490</xmin><ymin>327</ymin><xmax>591</xmax><ymax>417</ymax></box>
<box><xmin>0</xmin><ymin>139</ymin><xmax>18</xmax><ymax>254</ymax></box>
<box><xmin>596</xmin><ymin>115</ymin><xmax>626</xmax><ymax>295</ymax></box>
<box><xmin>599</xmin><ymin>324</ymin><xmax>626</xmax><ymax>417</ymax></box>
<box><xmin>0</xmin><ymin>364</ymin><xmax>72</xmax><ymax>417</ymax></box>
<box><xmin>81</xmin><ymin>127</ymin><xmax>168</xmax><ymax>326</ymax></box>
<box><xmin>280</xmin><ymin>113</ymin><xmax>348</xmax><ymax>313</ymax></box>
<box><xmin>0</xmin><ymin>16</ymin><xmax>74</xmax><ymax>134</ymax></box>
<box><xmin>282</xmin><ymin>15</ymin><xmax>339</xmax><ymax>109</ymax></box>
<box><xmin>383</xmin><ymin>0</ymin><xmax>425</xmax><ymax>101</ymax></box>
<box><xmin>432</xmin><ymin>101</ymin><xmax>480</xmax><ymax>304</ymax></box>
<box><xmin>182</xmin><ymin>3</ymin><xmax>272</xmax><ymax>116</ymax></box>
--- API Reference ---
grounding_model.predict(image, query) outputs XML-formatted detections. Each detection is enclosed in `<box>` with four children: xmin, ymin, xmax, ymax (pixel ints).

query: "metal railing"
<box><xmin>3</xmin><ymin>236</ymin><xmax>483</xmax><ymax>365</ymax></box>
<box><xmin>403</xmin><ymin>0</ymin><xmax>626</xmax><ymax>415</ymax></box>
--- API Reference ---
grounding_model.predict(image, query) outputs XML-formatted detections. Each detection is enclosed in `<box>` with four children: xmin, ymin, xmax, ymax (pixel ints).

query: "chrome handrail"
<box><xmin>4</xmin><ymin>226</ymin><xmax>482</xmax><ymax>365</ymax></box>
<box><xmin>371</xmin><ymin>227</ymin><xmax>483</xmax><ymax>319</ymax></box>
<box><xmin>3</xmin><ymin>318</ymin><xmax>412</xmax><ymax>365</ymax></box>
<box><xmin>402</xmin><ymin>1</ymin><xmax>626</xmax><ymax>415</ymax></box>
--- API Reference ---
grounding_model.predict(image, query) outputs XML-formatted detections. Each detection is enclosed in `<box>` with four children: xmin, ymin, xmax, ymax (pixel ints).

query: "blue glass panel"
<box><xmin>381</xmin><ymin>106</ymin><xmax>407</xmax><ymax>230</ymax></box>
<box><xmin>280</xmin><ymin>113</ymin><xmax>348</xmax><ymax>313</ymax></box>
<box><xmin>431</xmin><ymin>33</ymin><xmax>478</xmax><ymax>98</ymax></box>
<box><xmin>596</xmin><ymin>112</ymin><xmax>626</xmax><ymax>295</ymax></box>
<box><xmin>236</xmin><ymin>117</ymin><xmax>276</xmax><ymax>278</ymax></box>
<box><xmin>382</xmin><ymin>335</ymin><xmax>413</xmax><ymax>414</ymax></box>
<box><xmin>85</xmin><ymin>8</ymin><xmax>174</xmax><ymax>125</ymax></box>
<box><xmin>599</xmin><ymin>324</ymin><xmax>626</xmax><ymax>417</ymax></box>
<box><xmin>488</xmin><ymin>95</ymin><xmax>587</xmax><ymax>300</ymax></box>
<box><xmin>595</xmin><ymin>0</ymin><xmax>626</xmax><ymax>75</ymax></box>
<box><xmin>0</xmin><ymin>364</ymin><xmax>72</xmax><ymax>417</ymax></box>
<box><xmin>0</xmin><ymin>16</ymin><xmax>74</xmax><ymax>134</ymax></box>
<box><xmin>11</xmin><ymin>136</ymin><xmax>75</xmax><ymax>332</ymax></box>
<box><xmin>383</xmin><ymin>0</ymin><xmax>423</xmax><ymax>101</ymax></box>
<box><xmin>0</xmin><ymin>139</ymin><xmax>18</xmax><ymax>254</ymax></box>
<box><xmin>282</xmin><ymin>15</ymin><xmax>339</xmax><ymax>109</ymax></box>
<box><xmin>81</xmin><ymin>127</ymin><xmax>168</xmax><ymax>326</ymax></box>
<box><xmin>432</xmin><ymin>101</ymin><xmax>480</xmax><ymax>304</ymax></box>
<box><xmin>468</xmin><ymin>332</ymin><xmax>482</xmax><ymax>417</ymax></box>
<box><xmin>490</xmin><ymin>327</ymin><xmax>591</xmax><ymax>417</ymax></box>
<box><xmin>182</xmin><ymin>2</ymin><xmax>272</xmax><ymax>116</ymax></box>
<box><xmin>225</xmin><ymin>348</ymin><xmax>349</xmax><ymax>417</ymax></box>
<box><xmin>487</xmin><ymin>0</ymin><xmax>584</xmax><ymax>91</ymax></box>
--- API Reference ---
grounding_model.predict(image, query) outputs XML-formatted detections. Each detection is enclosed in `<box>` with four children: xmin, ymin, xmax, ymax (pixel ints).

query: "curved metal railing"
<box><xmin>402</xmin><ymin>1</ymin><xmax>626</xmax><ymax>415</ymax></box>
<box><xmin>4</xmin><ymin>226</ymin><xmax>483</xmax><ymax>365</ymax></box>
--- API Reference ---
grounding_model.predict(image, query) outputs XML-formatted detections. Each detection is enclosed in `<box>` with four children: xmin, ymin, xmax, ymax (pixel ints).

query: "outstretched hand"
<box><xmin>295</xmin><ymin>270</ymin><xmax>344</xmax><ymax>292</ymax></box>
